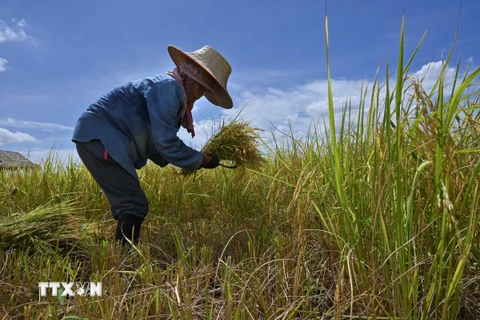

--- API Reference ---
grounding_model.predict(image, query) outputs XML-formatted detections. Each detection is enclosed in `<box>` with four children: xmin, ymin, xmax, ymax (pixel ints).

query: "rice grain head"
<box><xmin>182</xmin><ymin>120</ymin><xmax>266</xmax><ymax>176</ymax></box>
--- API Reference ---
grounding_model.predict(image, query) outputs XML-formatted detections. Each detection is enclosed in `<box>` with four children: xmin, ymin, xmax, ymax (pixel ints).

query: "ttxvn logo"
<box><xmin>38</xmin><ymin>282</ymin><xmax>102</xmax><ymax>297</ymax></box>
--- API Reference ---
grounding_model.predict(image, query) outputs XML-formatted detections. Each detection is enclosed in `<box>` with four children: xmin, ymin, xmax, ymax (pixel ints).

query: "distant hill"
<box><xmin>0</xmin><ymin>150</ymin><xmax>38</xmax><ymax>169</ymax></box>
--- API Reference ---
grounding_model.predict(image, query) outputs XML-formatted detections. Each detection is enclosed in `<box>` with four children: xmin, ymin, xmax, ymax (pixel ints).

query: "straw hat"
<box><xmin>168</xmin><ymin>45</ymin><xmax>233</xmax><ymax>109</ymax></box>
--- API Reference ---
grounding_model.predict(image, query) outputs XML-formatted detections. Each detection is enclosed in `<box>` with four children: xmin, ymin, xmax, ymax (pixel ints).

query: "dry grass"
<box><xmin>0</xmin><ymin>200</ymin><xmax>97</xmax><ymax>252</ymax></box>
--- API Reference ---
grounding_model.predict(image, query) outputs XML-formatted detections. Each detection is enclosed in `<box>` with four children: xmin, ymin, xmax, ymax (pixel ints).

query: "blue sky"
<box><xmin>0</xmin><ymin>0</ymin><xmax>479</xmax><ymax>163</ymax></box>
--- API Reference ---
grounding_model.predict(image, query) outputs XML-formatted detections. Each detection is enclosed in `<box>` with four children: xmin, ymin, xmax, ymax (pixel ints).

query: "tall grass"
<box><xmin>0</xmin><ymin>14</ymin><xmax>479</xmax><ymax>319</ymax></box>
<box><xmin>319</xmin><ymin>13</ymin><xmax>480</xmax><ymax>319</ymax></box>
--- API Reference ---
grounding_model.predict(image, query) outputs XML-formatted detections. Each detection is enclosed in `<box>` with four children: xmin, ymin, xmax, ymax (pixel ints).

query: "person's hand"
<box><xmin>202</xmin><ymin>153</ymin><xmax>220</xmax><ymax>169</ymax></box>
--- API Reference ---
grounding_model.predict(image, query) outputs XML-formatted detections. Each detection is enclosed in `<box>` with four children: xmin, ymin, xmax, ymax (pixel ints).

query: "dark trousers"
<box><xmin>75</xmin><ymin>140</ymin><xmax>147</xmax><ymax>244</ymax></box>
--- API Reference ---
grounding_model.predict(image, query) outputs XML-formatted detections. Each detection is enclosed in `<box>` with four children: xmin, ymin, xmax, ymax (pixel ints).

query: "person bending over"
<box><xmin>72</xmin><ymin>45</ymin><xmax>233</xmax><ymax>245</ymax></box>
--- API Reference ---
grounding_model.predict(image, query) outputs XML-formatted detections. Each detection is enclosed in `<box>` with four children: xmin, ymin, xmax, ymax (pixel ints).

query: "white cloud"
<box><xmin>185</xmin><ymin>60</ymin><xmax>462</xmax><ymax>151</ymax></box>
<box><xmin>0</xmin><ymin>58</ymin><xmax>7</xmax><ymax>72</ymax></box>
<box><xmin>1</xmin><ymin>61</ymin><xmax>464</xmax><ymax>162</ymax></box>
<box><xmin>221</xmin><ymin>78</ymin><xmax>366</xmax><ymax>142</ymax></box>
<box><xmin>0</xmin><ymin>19</ymin><xmax>36</xmax><ymax>45</ymax></box>
<box><xmin>175</xmin><ymin>77</ymin><xmax>368</xmax><ymax>154</ymax></box>
<box><xmin>176</xmin><ymin>118</ymin><xmax>218</xmax><ymax>150</ymax></box>
<box><xmin>14</xmin><ymin>19</ymin><xmax>27</xmax><ymax>28</ymax></box>
<box><xmin>0</xmin><ymin>127</ymin><xmax>37</xmax><ymax>146</ymax></box>
<box><xmin>411</xmin><ymin>61</ymin><xmax>457</xmax><ymax>93</ymax></box>
<box><xmin>0</xmin><ymin>118</ymin><xmax>74</xmax><ymax>132</ymax></box>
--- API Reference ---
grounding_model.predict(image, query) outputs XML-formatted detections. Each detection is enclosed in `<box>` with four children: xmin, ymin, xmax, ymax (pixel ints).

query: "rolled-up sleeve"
<box><xmin>144</xmin><ymin>80</ymin><xmax>203</xmax><ymax>170</ymax></box>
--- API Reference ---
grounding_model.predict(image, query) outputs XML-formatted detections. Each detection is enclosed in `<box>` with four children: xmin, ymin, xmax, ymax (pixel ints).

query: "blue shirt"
<box><xmin>72</xmin><ymin>74</ymin><xmax>203</xmax><ymax>179</ymax></box>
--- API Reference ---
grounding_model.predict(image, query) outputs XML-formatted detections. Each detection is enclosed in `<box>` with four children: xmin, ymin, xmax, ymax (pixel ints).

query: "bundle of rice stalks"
<box><xmin>182</xmin><ymin>119</ymin><xmax>266</xmax><ymax>176</ymax></box>
<box><xmin>0</xmin><ymin>200</ymin><xmax>97</xmax><ymax>251</ymax></box>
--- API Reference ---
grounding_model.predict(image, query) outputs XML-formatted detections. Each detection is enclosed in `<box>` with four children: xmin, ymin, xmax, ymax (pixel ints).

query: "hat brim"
<box><xmin>168</xmin><ymin>45</ymin><xmax>233</xmax><ymax>109</ymax></box>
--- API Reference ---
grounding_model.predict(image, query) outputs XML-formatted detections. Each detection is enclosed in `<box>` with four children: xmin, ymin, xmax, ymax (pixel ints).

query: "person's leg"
<box><xmin>75</xmin><ymin>140</ymin><xmax>148</xmax><ymax>245</ymax></box>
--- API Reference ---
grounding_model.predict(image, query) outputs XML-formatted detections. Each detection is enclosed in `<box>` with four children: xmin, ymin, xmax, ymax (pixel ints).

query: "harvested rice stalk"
<box><xmin>0</xmin><ymin>200</ymin><xmax>97</xmax><ymax>251</ymax></box>
<box><xmin>182</xmin><ymin>120</ymin><xmax>266</xmax><ymax>176</ymax></box>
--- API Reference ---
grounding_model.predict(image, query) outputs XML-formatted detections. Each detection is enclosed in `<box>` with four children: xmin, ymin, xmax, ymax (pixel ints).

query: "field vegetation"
<box><xmin>0</xmin><ymin>15</ymin><xmax>479</xmax><ymax>319</ymax></box>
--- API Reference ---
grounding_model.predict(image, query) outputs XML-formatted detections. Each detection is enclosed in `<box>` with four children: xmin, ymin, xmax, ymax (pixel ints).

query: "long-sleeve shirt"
<box><xmin>72</xmin><ymin>74</ymin><xmax>203</xmax><ymax>179</ymax></box>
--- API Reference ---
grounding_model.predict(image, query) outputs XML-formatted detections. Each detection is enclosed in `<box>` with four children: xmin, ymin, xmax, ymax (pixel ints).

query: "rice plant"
<box><xmin>0</xmin><ymin>13</ymin><xmax>478</xmax><ymax>320</ymax></box>
<box><xmin>181</xmin><ymin>119</ymin><xmax>266</xmax><ymax>176</ymax></box>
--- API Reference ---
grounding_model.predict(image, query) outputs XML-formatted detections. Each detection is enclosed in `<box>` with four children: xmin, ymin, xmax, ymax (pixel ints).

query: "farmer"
<box><xmin>72</xmin><ymin>45</ymin><xmax>233</xmax><ymax>246</ymax></box>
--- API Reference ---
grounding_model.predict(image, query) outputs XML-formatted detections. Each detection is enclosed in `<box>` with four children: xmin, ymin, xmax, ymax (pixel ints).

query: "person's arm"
<box><xmin>144</xmin><ymin>79</ymin><xmax>203</xmax><ymax>170</ymax></box>
<box><xmin>148</xmin><ymin>153</ymin><xmax>169</xmax><ymax>167</ymax></box>
<box><xmin>149</xmin><ymin>152</ymin><xmax>214</xmax><ymax>168</ymax></box>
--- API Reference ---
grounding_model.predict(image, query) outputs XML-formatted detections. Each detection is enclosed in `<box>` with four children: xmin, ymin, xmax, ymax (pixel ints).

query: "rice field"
<box><xmin>0</xmin><ymin>16</ymin><xmax>479</xmax><ymax>319</ymax></box>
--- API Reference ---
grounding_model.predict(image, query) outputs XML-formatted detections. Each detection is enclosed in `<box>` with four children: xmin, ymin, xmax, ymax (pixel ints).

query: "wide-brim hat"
<box><xmin>168</xmin><ymin>45</ymin><xmax>233</xmax><ymax>109</ymax></box>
